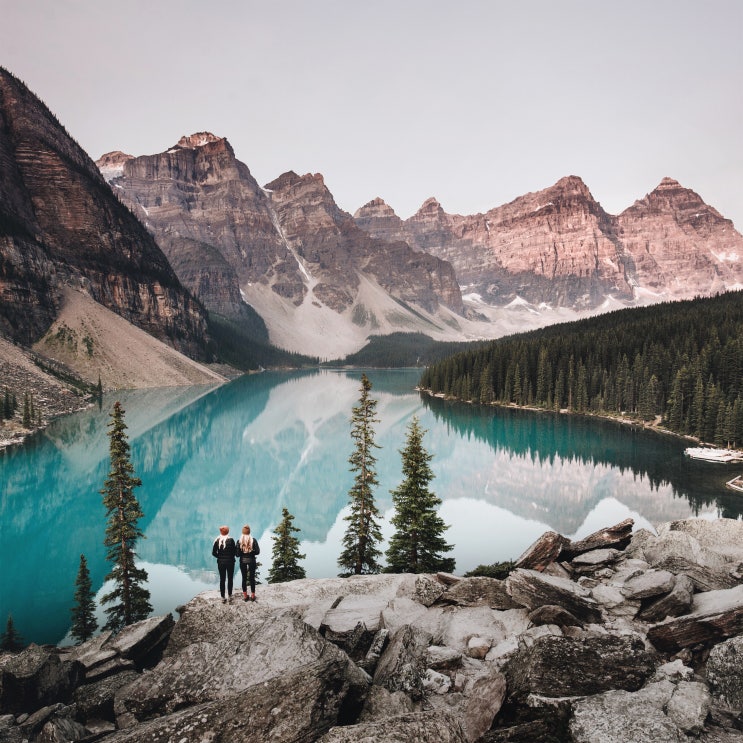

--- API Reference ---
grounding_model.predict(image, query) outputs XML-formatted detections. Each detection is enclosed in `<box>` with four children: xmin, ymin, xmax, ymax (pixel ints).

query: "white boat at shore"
<box><xmin>727</xmin><ymin>476</ymin><xmax>743</xmax><ymax>493</ymax></box>
<box><xmin>684</xmin><ymin>447</ymin><xmax>743</xmax><ymax>463</ymax></box>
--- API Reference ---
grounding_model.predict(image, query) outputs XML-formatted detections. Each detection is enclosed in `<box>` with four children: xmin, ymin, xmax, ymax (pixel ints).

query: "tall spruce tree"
<box><xmin>0</xmin><ymin>614</ymin><xmax>24</xmax><ymax>651</ymax></box>
<box><xmin>100</xmin><ymin>402</ymin><xmax>152</xmax><ymax>632</ymax></box>
<box><xmin>22</xmin><ymin>392</ymin><xmax>31</xmax><ymax>427</ymax></box>
<box><xmin>268</xmin><ymin>507</ymin><xmax>307</xmax><ymax>583</ymax></box>
<box><xmin>70</xmin><ymin>554</ymin><xmax>98</xmax><ymax>643</ymax></box>
<box><xmin>338</xmin><ymin>373</ymin><xmax>383</xmax><ymax>576</ymax></box>
<box><xmin>384</xmin><ymin>416</ymin><xmax>455</xmax><ymax>573</ymax></box>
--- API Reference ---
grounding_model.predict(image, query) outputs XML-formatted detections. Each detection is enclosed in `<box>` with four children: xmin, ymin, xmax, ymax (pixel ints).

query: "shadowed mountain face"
<box><xmin>355</xmin><ymin>176</ymin><xmax>743</xmax><ymax>309</ymax></box>
<box><xmin>106</xmin><ymin>134</ymin><xmax>290</xmax><ymax>323</ymax></box>
<box><xmin>0</xmin><ymin>68</ymin><xmax>209</xmax><ymax>358</ymax></box>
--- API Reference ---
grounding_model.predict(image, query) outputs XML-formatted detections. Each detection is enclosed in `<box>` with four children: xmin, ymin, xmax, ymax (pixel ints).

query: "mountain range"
<box><xmin>1</xmin><ymin>65</ymin><xmax>742</xmax><ymax>384</ymax></box>
<box><xmin>99</xmin><ymin>136</ymin><xmax>743</xmax><ymax>359</ymax></box>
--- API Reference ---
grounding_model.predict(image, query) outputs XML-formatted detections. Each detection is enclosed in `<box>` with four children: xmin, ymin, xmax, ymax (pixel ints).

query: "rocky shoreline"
<box><xmin>3</xmin><ymin>518</ymin><xmax>743</xmax><ymax>742</ymax></box>
<box><xmin>0</xmin><ymin>336</ymin><xmax>94</xmax><ymax>452</ymax></box>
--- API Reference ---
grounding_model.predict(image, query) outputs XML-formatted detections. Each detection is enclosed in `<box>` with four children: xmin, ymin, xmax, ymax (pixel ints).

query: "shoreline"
<box><xmin>417</xmin><ymin>387</ymin><xmax>743</xmax><ymax>456</ymax></box>
<box><xmin>6</xmin><ymin>516</ymin><xmax>743</xmax><ymax>741</ymax></box>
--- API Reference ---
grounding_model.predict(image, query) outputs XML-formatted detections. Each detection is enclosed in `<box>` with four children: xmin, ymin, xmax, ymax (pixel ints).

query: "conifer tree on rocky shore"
<box><xmin>338</xmin><ymin>373</ymin><xmax>383</xmax><ymax>575</ymax></box>
<box><xmin>268</xmin><ymin>507</ymin><xmax>306</xmax><ymax>583</ymax></box>
<box><xmin>385</xmin><ymin>416</ymin><xmax>455</xmax><ymax>573</ymax></box>
<box><xmin>100</xmin><ymin>402</ymin><xmax>152</xmax><ymax>631</ymax></box>
<box><xmin>0</xmin><ymin>614</ymin><xmax>24</xmax><ymax>651</ymax></box>
<box><xmin>70</xmin><ymin>554</ymin><xmax>98</xmax><ymax>643</ymax></box>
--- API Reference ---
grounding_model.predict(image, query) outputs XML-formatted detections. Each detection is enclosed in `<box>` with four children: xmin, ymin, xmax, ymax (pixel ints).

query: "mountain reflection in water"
<box><xmin>1</xmin><ymin>368</ymin><xmax>740</xmax><ymax>645</ymax></box>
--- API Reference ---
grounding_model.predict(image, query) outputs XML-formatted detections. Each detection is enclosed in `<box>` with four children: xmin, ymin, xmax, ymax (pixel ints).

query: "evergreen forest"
<box><xmin>330</xmin><ymin>332</ymin><xmax>488</xmax><ymax>368</ymax></box>
<box><xmin>418</xmin><ymin>291</ymin><xmax>743</xmax><ymax>449</ymax></box>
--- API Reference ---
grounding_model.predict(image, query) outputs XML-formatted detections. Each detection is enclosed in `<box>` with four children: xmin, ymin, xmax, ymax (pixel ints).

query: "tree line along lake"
<box><xmin>1</xmin><ymin>368</ymin><xmax>740</xmax><ymax>645</ymax></box>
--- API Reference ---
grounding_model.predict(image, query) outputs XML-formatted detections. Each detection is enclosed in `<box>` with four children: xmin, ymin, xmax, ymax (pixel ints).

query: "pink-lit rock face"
<box><xmin>355</xmin><ymin>176</ymin><xmax>743</xmax><ymax>309</ymax></box>
<box><xmin>616</xmin><ymin>177</ymin><xmax>741</xmax><ymax>297</ymax></box>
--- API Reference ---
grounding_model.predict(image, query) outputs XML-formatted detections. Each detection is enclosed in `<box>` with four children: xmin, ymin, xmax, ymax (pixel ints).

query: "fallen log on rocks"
<box><xmin>514</xmin><ymin>531</ymin><xmax>569</xmax><ymax>572</ymax></box>
<box><xmin>561</xmin><ymin>518</ymin><xmax>634</xmax><ymax>560</ymax></box>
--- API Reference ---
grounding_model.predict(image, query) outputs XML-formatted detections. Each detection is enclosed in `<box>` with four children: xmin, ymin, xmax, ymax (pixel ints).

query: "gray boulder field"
<box><xmin>3</xmin><ymin>518</ymin><xmax>743</xmax><ymax>741</ymax></box>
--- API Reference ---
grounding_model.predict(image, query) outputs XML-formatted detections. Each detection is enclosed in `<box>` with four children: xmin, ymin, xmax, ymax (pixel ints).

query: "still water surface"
<box><xmin>2</xmin><ymin>369</ymin><xmax>741</xmax><ymax>645</ymax></box>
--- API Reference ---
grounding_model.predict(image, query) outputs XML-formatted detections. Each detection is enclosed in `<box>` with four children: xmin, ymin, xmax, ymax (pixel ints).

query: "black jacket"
<box><xmin>236</xmin><ymin>536</ymin><xmax>260</xmax><ymax>563</ymax></box>
<box><xmin>212</xmin><ymin>536</ymin><xmax>237</xmax><ymax>562</ymax></box>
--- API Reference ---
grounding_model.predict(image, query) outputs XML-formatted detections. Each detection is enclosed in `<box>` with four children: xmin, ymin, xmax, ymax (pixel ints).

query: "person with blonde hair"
<box><xmin>211</xmin><ymin>525</ymin><xmax>237</xmax><ymax>603</ymax></box>
<box><xmin>236</xmin><ymin>524</ymin><xmax>260</xmax><ymax>602</ymax></box>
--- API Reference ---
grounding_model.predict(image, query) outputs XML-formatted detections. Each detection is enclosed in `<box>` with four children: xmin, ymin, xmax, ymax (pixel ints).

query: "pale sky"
<box><xmin>1</xmin><ymin>0</ymin><xmax>741</xmax><ymax>227</ymax></box>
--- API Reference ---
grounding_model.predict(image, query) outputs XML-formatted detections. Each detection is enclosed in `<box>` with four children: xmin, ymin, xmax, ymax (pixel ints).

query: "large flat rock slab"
<box><xmin>647</xmin><ymin>585</ymin><xmax>743</xmax><ymax>652</ymax></box>
<box><xmin>0</xmin><ymin>645</ymin><xmax>83</xmax><ymax>715</ymax></box>
<box><xmin>506</xmin><ymin>568</ymin><xmax>602</xmax><ymax>623</ymax></box>
<box><xmin>107</xmin><ymin>657</ymin><xmax>367</xmax><ymax>743</ymax></box>
<box><xmin>440</xmin><ymin>577</ymin><xmax>519</xmax><ymax>610</ymax></box>
<box><xmin>318</xmin><ymin>710</ymin><xmax>468</xmax><ymax>743</ymax></box>
<box><xmin>115</xmin><ymin>607</ymin><xmax>367</xmax><ymax>723</ymax></box>
<box><xmin>504</xmin><ymin>634</ymin><xmax>655</xmax><ymax>700</ymax></box>
<box><xmin>657</xmin><ymin>519</ymin><xmax>743</xmax><ymax>562</ymax></box>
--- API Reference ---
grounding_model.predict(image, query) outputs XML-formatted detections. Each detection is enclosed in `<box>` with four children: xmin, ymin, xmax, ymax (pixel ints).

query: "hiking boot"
<box><xmin>243</xmin><ymin>592</ymin><xmax>248</xmax><ymax>602</ymax></box>
<box><xmin>221</xmin><ymin>597</ymin><xmax>227</xmax><ymax>604</ymax></box>
<box><xmin>250</xmin><ymin>594</ymin><xmax>256</xmax><ymax>602</ymax></box>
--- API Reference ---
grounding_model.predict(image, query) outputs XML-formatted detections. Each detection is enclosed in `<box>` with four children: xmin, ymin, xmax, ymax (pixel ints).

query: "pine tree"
<box><xmin>384</xmin><ymin>416</ymin><xmax>455</xmax><ymax>574</ymax></box>
<box><xmin>70</xmin><ymin>554</ymin><xmax>98</xmax><ymax>643</ymax></box>
<box><xmin>0</xmin><ymin>614</ymin><xmax>24</xmax><ymax>651</ymax></box>
<box><xmin>268</xmin><ymin>507</ymin><xmax>307</xmax><ymax>583</ymax></box>
<box><xmin>22</xmin><ymin>392</ymin><xmax>31</xmax><ymax>427</ymax></box>
<box><xmin>100</xmin><ymin>402</ymin><xmax>152</xmax><ymax>632</ymax></box>
<box><xmin>338</xmin><ymin>373</ymin><xmax>383</xmax><ymax>576</ymax></box>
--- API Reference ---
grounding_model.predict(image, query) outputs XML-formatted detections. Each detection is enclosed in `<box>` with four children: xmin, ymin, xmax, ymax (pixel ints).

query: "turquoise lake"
<box><xmin>2</xmin><ymin>368</ymin><xmax>741</xmax><ymax>646</ymax></box>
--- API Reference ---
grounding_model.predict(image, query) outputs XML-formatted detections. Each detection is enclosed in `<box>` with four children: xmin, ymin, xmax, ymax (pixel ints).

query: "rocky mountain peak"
<box><xmin>353</xmin><ymin>198</ymin><xmax>406</xmax><ymax>249</ymax></box>
<box><xmin>264</xmin><ymin>171</ymin><xmax>326</xmax><ymax>195</ymax></box>
<box><xmin>617</xmin><ymin>177</ymin><xmax>741</xmax><ymax>296</ymax></box>
<box><xmin>553</xmin><ymin>174</ymin><xmax>592</xmax><ymax>194</ymax></box>
<box><xmin>416</xmin><ymin>196</ymin><xmax>444</xmax><ymax>216</ymax></box>
<box><xmin>95</xmin><ymin>150</ymin><xmax>135</xmax><ymax>181</ymax></box>
<box><xmin>525</xmin><ymin>175</ymin><xmax>600</xmax><ymax>214</ymax></box>
<box><xmin>658</xmin><ymin>176</ymin><xmax>682</xmax><ymax>189</ymax></box>
<box><xmin>353</xmin><ymin>197</ymin><xmax>397</xmax><ymax>219</ymax></box>
<box><xmin>623</xmin><ymin>177</ymin><xmax>721</xmax><ymax>221</ymax></box>
<box><xmin>96</xmin><ymin>150</ymin><xmax>134</xmax><ymax>167</ymax></box>
<box><xmin>175</xmin><ymin>132</ymin><xmax>223</xmax><ymax>149</ymax></box>
<box><xmin>263</xmin><ymin>170</ymin><xmax>299</xmax><ymax>191</ymax></box>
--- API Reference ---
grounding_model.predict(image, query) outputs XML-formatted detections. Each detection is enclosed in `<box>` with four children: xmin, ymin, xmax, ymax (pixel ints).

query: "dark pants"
<box><xmin>217</xmin><ymin>559</ymin><xmax>235</xmax><ymax>597</ymax></box>
<box><xmin>239</xmin><ymin>558</ymin><xmax>256</xmax><ymax>594</ymax></box>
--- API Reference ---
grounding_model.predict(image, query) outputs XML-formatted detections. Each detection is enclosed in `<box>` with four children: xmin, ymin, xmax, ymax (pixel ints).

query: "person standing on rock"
<box><xmin>236</xmin><ymin>524</ymin><xmax>260</xmax><ymax>602</ymax></box>
<box><xmin>212</xmin><ymin>525</ymin><xmax>237</xmax><ymax>603</ymax></box>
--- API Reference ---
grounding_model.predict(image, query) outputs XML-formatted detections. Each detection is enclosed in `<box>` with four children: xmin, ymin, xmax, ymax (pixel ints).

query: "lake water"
<box><xmin>2</xmin><ymin>368</ymin><xmax>741</xmax><ymax>645</ymax></box>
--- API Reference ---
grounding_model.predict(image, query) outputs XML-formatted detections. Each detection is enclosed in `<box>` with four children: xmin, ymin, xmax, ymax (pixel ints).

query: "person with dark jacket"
<box><xmin>212</xmin><ymin>525</ymin><xmax>237</xmax><ymax>603</ymax></box>
<box><xmin>236</xmin><ymin>524</ymin><xmax>260</xmax><ymax>602</ymax></box>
